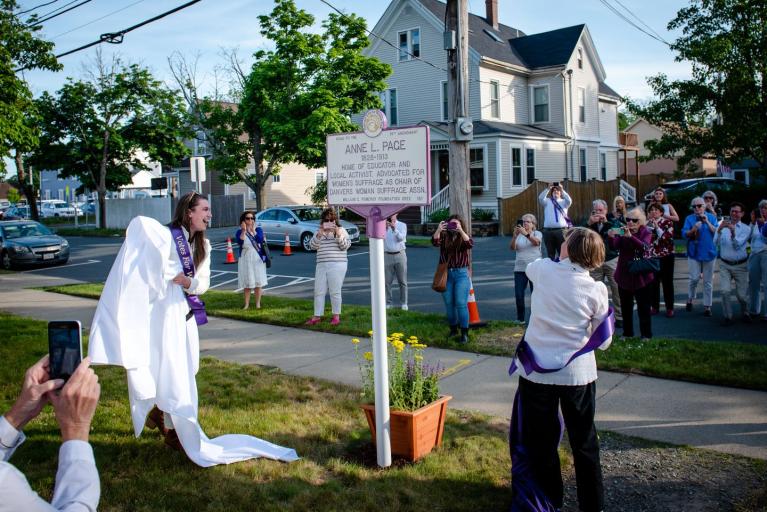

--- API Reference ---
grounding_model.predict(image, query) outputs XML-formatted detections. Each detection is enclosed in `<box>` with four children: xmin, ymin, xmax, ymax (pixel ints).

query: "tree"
<box><xmin>172</xmin><ymin>0</ymin><xmax>390</xmax><ymax>211</ymax></box>
<box><xmin>627</xmin><ymin>0</ymin><xmax>767</xmax><ymax>171</ymax></box>
<box><xmin>1</xmin><ymin>0</ymin><xmax>61</xmax><ymax>219</ymax></box>
<box><xmin>34</xmin><ymin>52</ymin><xmax>190</xmax><ymax>228</ymax></box>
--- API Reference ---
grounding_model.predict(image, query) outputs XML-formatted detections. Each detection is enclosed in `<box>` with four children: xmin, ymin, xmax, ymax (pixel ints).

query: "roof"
<box><xmin>509</xmin><ymin>24</ymin><xmax>585</xmax><ymax>68</ymax></box>
<box><xmin>423</xmin><ymin>120</ymin><xmax>568</xmax><ymax>140</ymax></box>
<box><xmin>598</xmin><ymin>81</ymin><xmax>621</xmax><ymax>99</ymax></box>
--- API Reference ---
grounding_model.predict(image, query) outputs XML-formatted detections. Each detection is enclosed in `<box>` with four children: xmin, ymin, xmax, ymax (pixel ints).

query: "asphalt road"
<box><xmin>20</xmin><ymin>229</ymin><xmax>766</xmax><ymax>345</ymax></box>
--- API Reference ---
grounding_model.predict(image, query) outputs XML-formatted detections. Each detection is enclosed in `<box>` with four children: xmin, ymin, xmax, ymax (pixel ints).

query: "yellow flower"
<box><xmin>367</xmin><ymin>330</ymin><xmax>373</xmax><ymax>337</ymax></box>
<box><xmin>363</xmin><ymin>351</ymin><xmax>373</xmax><ymax>361</ymax></box>
<box><xmin>413</xmin><ymin>343</ymin><xmax>427</xmax><ymax>349</ymax></box>
<box><xmin>351</xmin><ymin>338</ymin><xmax>360</xmax><ymax>344</ymax></box>
<box><xmin>414</xmin><ymin>354</ymin><xmax>423</xmax><ymax>361</ymax></box>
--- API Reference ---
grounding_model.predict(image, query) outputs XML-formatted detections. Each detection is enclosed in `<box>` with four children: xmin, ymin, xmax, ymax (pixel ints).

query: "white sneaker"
<box><xmin>401</xmin><ymin>304</ymin><xmax>408</xmax><ymax>311</ymax></box>
<box><xmin>386</xmin><ymin>304</ymin><xmax>392</xmax><ymax>309</ymax></box>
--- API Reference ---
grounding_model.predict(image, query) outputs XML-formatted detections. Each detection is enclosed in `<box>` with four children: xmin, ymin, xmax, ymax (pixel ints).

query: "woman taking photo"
<box><xmin>432</xmin><ymin>214</ymin><xmax>474</xmax><ymax>344</ymax></box>
<box><xmin>683</xmin><ymin>196</ymin><xmax>718</xmax><ymax>316</ymax></box>
<box><xmin>648</xmin><ymin>187</ymin><xmax>679</xmax><ymax>222</ymax></box>
<box><xmin>306</xmin><ymin>207</ymin><xmax>351</xmax><ymax>326</ymax></box>
<box><xmin>609</xmin><ymin>206</ymin><xmax>655</xmax><ymax>340</ymax></box>
<box><xmin>538</xmin><ymin>183</ymin><xmax>572</xmax><ymax>259</ymax></box>
<box><xmin>609</xmin><ymin>195</ymin><xmax>628</xmax><ymax>226</ymax></box>
<box><xmin>235</xmin><ymin>210</ymin><xmax>268</xmax><ymax>309</ymax></box>
<box><xmin>509</xmin><ymin>227</ymin><xmax>612</xmax><ymax>512</ymax></box>
<box><xmin>510</xmin><ymin>214</ymin><xmax>542</xmax><ymax>323</ymax></box>
<box><xmin>646</xmin><ymin>203</ymin><xmax>675</xmax><ymax>317</ymax></box>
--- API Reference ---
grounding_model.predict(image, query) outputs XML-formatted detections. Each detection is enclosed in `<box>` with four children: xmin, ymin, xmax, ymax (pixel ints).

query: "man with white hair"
<box><xmin>585</xmin><ymin>198</ymin><xmax>623</xmax><ymax>328</ymax></box>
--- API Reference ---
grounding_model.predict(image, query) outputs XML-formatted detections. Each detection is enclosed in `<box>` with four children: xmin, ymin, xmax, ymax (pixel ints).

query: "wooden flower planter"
<box><xmin>361</xmin><ymin>395</ymin><xmax>452</xmax><ymax>462</ymax></box>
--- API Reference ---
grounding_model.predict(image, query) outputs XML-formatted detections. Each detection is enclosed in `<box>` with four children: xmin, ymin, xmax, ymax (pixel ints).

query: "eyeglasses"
<box><xmin>244</xmin><ymin>216</ymin><xmax>254</xmax><ymax>220</ymax></box>
<box><xmin>703</xmin><ymin>196</ymin><xmax>714</xmax><ymax>200</ymax></box>
<box><xmin>626</xmin><ymin>218</ymin><xmax>639</xmax><ymax>223</ymax></box>
<box><xmin>693</xmin><ymin>204</ymin><xmax>705</xmax><ymax>208</ymax></box>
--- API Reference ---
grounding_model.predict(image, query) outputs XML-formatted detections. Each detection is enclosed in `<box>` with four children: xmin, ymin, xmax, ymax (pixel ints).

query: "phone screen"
<box><xmin>323</xmin><ymin>222</ymin><xmax>334</xmax><ymax>230</ymax></box>
<box><xmin>48</xmin><ymin>321</ymin><xmax>82</xmax><ymax>381</ymax></box>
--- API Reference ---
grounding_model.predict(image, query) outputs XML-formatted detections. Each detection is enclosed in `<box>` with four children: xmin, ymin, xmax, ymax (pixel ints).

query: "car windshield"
<box><xmin>292</xmin><ymin>208</ymin><xmax>322</xmax><ymax>221</ymax></box>
<box><xmin>54</xmin><ymin>203</ymin><xmax>70</xmax><ymax>209</ymax></box>
<box><xmin>2</xmin><ymin>223</ymin><xmax>52</xmax><ymax>239</ymax></box>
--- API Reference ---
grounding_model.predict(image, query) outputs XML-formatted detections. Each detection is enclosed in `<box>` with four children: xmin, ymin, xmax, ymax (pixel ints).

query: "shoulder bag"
<box><xmin>628</xmin><ymin>243</ymin><xmax>659</xmax><ymax>274</ymax></box>
<box><xmin>432</xmin><ymin>261</ymin><xmax>448</xmax><ymax>292</ymax></box>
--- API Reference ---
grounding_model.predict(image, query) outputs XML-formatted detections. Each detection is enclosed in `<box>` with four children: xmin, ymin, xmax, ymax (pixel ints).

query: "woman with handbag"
<box><xmin>646</xmin><ymin>203</ymin><xmax>675</xmax><ymax>317</ymax></box>
<box><xmin>235</xmin><ymin>210</ymin><xmax>268</xmax><ymax>309</ymax></box>
<box><xmin>609</xmin><ymin>206</ymin><xmax>655</xmax><ymax>340</ymax></box>
<box><xmin>432</xmin><ymin>214</ymin><xmax>474</xmax><ymax>344</ymax></box>
<box><xmin>510</xmin><ymin>213</ymin><xmax>542</xmax><ymax>323</ymax></box>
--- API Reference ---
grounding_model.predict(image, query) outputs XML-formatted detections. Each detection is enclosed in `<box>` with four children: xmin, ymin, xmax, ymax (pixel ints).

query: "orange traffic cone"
<box><xmin>224</xmin><ymin>237</ymin><xmax>236</xmax><ymax>264</ymax></box>
<box><xmin>282</xmin><ymin>232</ymin><xmax>292</xmax><ymax>256</ymax></box>
<box><xmin>467</xmin><ymin>281</ymin><xmax>486</xmax><ymax>327</ymax></box>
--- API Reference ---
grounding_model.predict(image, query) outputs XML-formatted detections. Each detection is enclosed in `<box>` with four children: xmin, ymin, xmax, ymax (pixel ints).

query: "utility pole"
<box><xmin>446</xmin><ymin>0</ymin><xmax>472</xmax><ymax>232</ymax></box>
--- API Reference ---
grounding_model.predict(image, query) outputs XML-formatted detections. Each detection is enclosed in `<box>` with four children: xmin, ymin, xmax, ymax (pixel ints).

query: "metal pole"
<box><xmin>368</xmin><ymin>217</ymin><xmax>391</xmax><ymax>468</ymax></box>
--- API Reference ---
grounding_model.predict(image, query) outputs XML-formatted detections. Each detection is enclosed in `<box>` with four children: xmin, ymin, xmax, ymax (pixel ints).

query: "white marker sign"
<box><xmin>326</xmin><ymin>126</ymin><xmax>429</xmax><ymax>205</ymax></box>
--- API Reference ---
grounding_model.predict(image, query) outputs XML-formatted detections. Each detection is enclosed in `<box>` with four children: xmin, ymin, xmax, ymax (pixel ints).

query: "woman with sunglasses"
<box><xmin>702</xmin><ymin>190</ymin><xmax>722</xmax><ymax>220</ymax></box>
<box><xmin>682</xmin><ymin>196</ymin><xmax>719</xmax><ymax>316</ymax></box>
<box><xmin>306</xmin><ymin>207</ymin><xmax>351</xmax><ymax>326</ymax></box>
<box><xmin>235</xmin><ymin>210</ymin><xmax>268</xmax><ymax>309</ymax></box>
<box><xmin>609</xmin><ymin>207</ymin><xmax>654</xmax><ymax>339</ymax></box>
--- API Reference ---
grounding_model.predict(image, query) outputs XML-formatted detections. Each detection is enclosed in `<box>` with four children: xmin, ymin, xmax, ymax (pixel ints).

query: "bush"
<box><xmin>428</xmin><ymin>207</ymin><xmax>450</xmax><ymax>223</ymax></box>
<box><xmin>472</xmin><ymin>208</ymin><xmax>495</xmax><ymax>222</ymax></box>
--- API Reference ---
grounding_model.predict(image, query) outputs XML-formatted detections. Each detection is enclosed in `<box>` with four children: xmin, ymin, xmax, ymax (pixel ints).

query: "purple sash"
<box><xmin>170</xmin><ymin>226</ymin><xmax>208</xmax><ymax>325</ymax></box>
<box><xmin>245</xmin><ymin>230</ymin><xmax>267</xmax><ymax>263</ymax></box>
<box><xmin>550</xmin><ymin>196</ymin><xmax>572</xmax><ymax>227</ymax></box>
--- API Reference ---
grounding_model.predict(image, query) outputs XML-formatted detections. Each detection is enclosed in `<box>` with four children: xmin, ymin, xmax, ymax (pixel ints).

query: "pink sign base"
<box><xmin>346</xmin><ymin>205</ymin><xmax>409</xmax><ymax>239</ymax></box>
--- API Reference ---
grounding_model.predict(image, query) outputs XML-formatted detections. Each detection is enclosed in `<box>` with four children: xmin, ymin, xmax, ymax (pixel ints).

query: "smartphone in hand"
<box><xmin>48</xmin><ymin>320</ymin><xmax>82</xmax><ymax>381</ymax></box>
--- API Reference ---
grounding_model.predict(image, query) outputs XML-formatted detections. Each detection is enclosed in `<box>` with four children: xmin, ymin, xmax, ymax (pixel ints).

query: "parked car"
<box><xmin>256</xmin><ymin>206</ymin><xmax>361</xmax><ymax>251</ymax></box>
<box><xmin>39</xmin><ymin>200</ymin><xmax>77</xmax><ymax>218</ymax></box>
<box><xmin>0</xmin><ymin>220</ymin><xmax>70</xmax><ymax>269</ymax></box>
<box><xmin>2</xmin><ymin>206</ymin><xmax>31</xmax><ymax>220</ymax></box>
<box><xmin>642</xmin><ymin>177</ymin><xmax>743</xmax><ymax>203</ymax></box>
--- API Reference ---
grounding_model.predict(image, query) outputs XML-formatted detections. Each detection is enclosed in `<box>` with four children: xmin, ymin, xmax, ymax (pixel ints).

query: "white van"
<box><xmin>40</xmin><ymin>200</ymin><xmax>77</xmax><ymax>218</ymax></box>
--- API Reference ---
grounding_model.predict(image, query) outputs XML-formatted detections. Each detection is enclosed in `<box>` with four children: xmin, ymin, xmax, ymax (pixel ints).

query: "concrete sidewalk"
<box><xmin>1</xmin><ymin>274</ymin><xmax>765</xmax><ymax>461</ymax></box>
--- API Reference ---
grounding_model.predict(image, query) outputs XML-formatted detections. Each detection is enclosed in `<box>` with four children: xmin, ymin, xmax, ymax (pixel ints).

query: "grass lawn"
<box><xmin>45</xmin><ymin>283</ymin><xmax>767</xmax><ymax>391</ymax></box>
<box><xmin>0</xmin><ymin>312</ymin><xmax>515</xmax><ymax>511</ymax></box>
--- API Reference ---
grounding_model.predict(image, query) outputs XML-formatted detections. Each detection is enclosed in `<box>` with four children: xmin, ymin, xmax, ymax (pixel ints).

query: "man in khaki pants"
<box><xmin>714</xmin><ymin>202</ymin><xmax>751</xmax><ymax>325</ymax></box>
<box><xmin>384</xmin><ymin>213</ymin><xmax>408</xmax><ymax>311</ymax></box>
<box><xmin>585</xmin><ymin>199</ymin><xmax>623</xmax><ymax>328</ymax></box>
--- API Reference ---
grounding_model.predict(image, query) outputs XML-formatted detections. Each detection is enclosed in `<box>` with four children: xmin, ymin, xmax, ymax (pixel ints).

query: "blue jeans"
<box><xmin>442</xmin><ymin>267</ymin><xmax>470</xmax><ymax>328</ymax></box>
<box><xmin>514</xmin><ymin>271</ymin><xmax>533</xmax><ymax>322</ymax></box>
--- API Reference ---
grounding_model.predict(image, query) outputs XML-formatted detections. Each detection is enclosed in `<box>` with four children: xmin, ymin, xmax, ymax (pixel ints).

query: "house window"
<box><xmin>600</xmin><ymin>152</ymin><xmax>607</xmax><ymax>181</ymax></box>
<box><xmin>398</xmin><ymin>28</ymin><xmax>420</xmax><ymax>61</ymax></box>
<box><xmin>272</xmin><ymin>174</ymin><xmax>281</xmax><ymax>183</ymax></box>
<box><xmin>577</xmin><ymin>48</ymin><xmax>583</xmax><ymax>69</ymax></box>
<box><xmin>579</xmin><ymin>148</ymin><xmax>587</xmax><ymax>181</ymax></box>
<box><xmin>578</xmin><ymin>88</ymin><xmax>586</xmax><ymax>123</ymax></box>
<box><xmin>490</xmin><ymin>80</ymin><xmax>500</xmax><ymax>118</ymax></box>
<box><xmin>532</xmin><ymin>85</ymin><xmax>549</xmax><ymax>123</ymax></box>
<box><xmin>511</xmin><ymin>146</ymin><xmax>522</xmax><ymax>187</ymax></box>
<box><xmin>379</xmin><ymin>89</ymin><xmax>398</xmax><ymax>126</ymax></box>
<box><xmin>315</xmin><ymin>170</ymin><xmax>326</xmax><ymax>185</ymax></box>
<box><xmin>441</xmin><ymin>81</ymin><xmax>449</xmax><ymax>121</ymax></box>
<box><xmin>470</xmin><ymin>147</ymin><xmax>485</xmax><ymax>188</ymax></box>
<box><xmin>526</xmin><ymin>148</ymin><xmax>535</xmax><ymax>184</ymax></box>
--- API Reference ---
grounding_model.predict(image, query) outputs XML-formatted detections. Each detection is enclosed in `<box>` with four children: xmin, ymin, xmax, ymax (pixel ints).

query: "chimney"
<box><xmin>485</xmin><ymin>0</ymin><xmax>499</xmax><ymax>30</ymax></box>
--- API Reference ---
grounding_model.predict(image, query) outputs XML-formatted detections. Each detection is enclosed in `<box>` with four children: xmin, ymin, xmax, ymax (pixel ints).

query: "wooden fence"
<box><xmin>498</xmin><ymin>176</ymin><xmax>664</xmax><ymax>235</ymax></box>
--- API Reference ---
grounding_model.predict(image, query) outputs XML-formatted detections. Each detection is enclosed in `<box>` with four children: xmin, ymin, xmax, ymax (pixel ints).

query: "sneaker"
<box><xmin>640</xmin><ymin>337</ymin><xmax>651</xmax><ymax>342</ymax></box>
<box><xmin>686</xmin><ymin>302</ymin><xmax>693</xmax><ymax>312</ymax></box>
<box><xmin>650</xmin><ymin>307</ymin><xmax>659</xmax><ymax>316</ymax></box>
<box><xmin>305</xmin><ymin>317</ymin><xmax>322</xmax><ymax>325</ymax></box>
<box><xmin>401</xmin><ymin>304</ymin><xmax>408</xmax><ymax>311</ymax></box>
<box><xmin>703</xmin><ymin>307</ymin><xmax>712</xmax><ymax>317</ymax></box>
<box><xmin>665</xmin><ymin>309</ymin><xmax>675</xmax><ymax>318</ymax></box>
<box><xmin>330</xmin><ymin>315</ymin><xmax>341</xmax><ymax>326</ymax></box>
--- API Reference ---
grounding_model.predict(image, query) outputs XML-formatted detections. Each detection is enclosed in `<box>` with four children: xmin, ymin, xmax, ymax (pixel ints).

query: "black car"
<box><xmin>0</xmin><ymin>220</ymin><xmax>70</xmax><ymax>269</ymax></box>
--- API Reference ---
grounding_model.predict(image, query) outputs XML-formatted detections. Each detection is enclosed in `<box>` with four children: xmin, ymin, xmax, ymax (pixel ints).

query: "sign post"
<box><xmin>326</xmin><ymin>110</ymin><xmax>430</xmax><ymax>468</ymax></box>
<box><xmin>190</xmin><ymin>157</ymin><xmax>206</xmax><ymax>194</ymax></box>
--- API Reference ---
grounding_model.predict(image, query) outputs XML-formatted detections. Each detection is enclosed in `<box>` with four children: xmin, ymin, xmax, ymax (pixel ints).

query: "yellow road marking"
<box><xmin>440</xmin><ymin>359</ymin><xmax>472</xmax><ymax>379</ymax></box>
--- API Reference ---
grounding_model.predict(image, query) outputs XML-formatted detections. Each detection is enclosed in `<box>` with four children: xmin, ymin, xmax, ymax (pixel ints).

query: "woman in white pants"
<box><xmin>306</xmin><ymin>208</ymin><xmax>351</xmax><ymax>326</ymax></box>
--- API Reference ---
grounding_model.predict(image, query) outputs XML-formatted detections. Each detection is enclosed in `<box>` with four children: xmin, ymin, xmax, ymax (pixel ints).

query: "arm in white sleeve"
<box><xmin>395</xmin><ymin>222</ymin><xmax>407</xmax><ymax>243</ymax></box>
<box><xmin>592</xmin><ymin>283</ymin><xmax>612</xmax><ymax>351</ymax></box>
<box><xmin>538</xmin><ymin>189</ymin><xmax>548</xmax><ymax>206</ymax></box>
<box><xmin>561</xmin><ymin>190</ymin><xmax>573</xmax><ymax>209</ymax></box>
<box><xmin>184</xmin><ymin>240</ymin><xmax>212</xmax><ymax>296</ymax></box>
<box><xmin>732</xmin><ymin>224</ymin><xmax>749</xmax><ymax>252</ymax></box>
<box><xmin>0</xmin><ymin>415</ymin><xmax>25</xmax><ymax>462</ymax></box>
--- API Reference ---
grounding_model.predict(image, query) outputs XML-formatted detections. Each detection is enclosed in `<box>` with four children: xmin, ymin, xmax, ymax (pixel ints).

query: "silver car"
<box><xmin>256</xmin><ymin>206</ymin><xmax>361</xmax><ymax>251</ymax></box>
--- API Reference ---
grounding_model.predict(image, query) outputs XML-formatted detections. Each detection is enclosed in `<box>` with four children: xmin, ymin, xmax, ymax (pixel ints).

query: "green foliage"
<box><xmin>618</xmin><ymin>108</ymin><xmax>636</xmax><ymax>132</ymax></box>
<box><xmin>471</xmin><ymin>208</ymin><xmax>495</xmax><ymax>222</ymax></box>
<box><xmin>429</xmin><ymin>207</ymin><xmax>450</xmax><ymax>223</ymax></box>
<box><xmin>6</xmin><ymin>187</ymin><xmax>20</xmax><ymax>204</ymax></box>
<box><xmin>307</xmin><ymin>178</ymin><xmax>328</xmax><ymax>206</ymax></box>
<box><xmin>627</xmin><ymin>0</ymin><xmax>767</xmax><ymax>169</ymax></box>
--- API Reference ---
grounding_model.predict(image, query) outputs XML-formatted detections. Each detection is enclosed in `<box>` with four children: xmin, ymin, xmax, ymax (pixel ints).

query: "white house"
<box><xmin>363</xmin><ymin>0</ymin><xmax>623</xmax><ymax>218</ymax></box>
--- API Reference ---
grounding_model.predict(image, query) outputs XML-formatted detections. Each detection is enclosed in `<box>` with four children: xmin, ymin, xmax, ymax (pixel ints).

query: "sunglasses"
<box><xmin>693</xmin><ymin>204</ymin><xmax>705</xmax><ymax>208</ymax></box>
<box><xmin>704</xmin><ymin>196</ymin><xmax>714</xmax><ymax>200</ymax></box>
<box><xmin>626</xmin><ymin>218</ymin><xmax>639</xmax><ymax>223</ymax></box>
<box><xmin>244</xmin><ymin>216</ymin><xmax>254</xmax><ymax>220</ymax></box>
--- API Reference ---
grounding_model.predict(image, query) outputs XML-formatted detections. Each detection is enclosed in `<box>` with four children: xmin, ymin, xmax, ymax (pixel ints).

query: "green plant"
<box><xmin>472</xmin><ymin>208</ymin><xmax>495</xmax><ymax>222</ymax></box>
<box><xmin>353</xmin><ymin>332</ymin><xmax>442</xmax><ymax>411</ymax></box>
<box><xmin>428</xmin><ymin>207</ymin><xmax>450</xmax><ymax>223</ymax></box>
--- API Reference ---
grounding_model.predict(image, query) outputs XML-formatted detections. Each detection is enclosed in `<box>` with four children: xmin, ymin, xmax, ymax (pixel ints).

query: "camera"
<box><xmin>552</xmin><ymin>181</ymin><xmax>560</xmax><ymax>188</ymax></box>
<box><xmin>446</xmin><ymin>220</ymin><xmax>459</xmax><ymax>231</ymax></box>
<box><xmin>516</xmin><ymin>219</ymin><xmax>524</xmax><ymax>227</ymax></box>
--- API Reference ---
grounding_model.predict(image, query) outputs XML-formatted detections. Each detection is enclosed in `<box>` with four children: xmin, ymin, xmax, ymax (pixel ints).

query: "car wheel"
<box><xmin>300</xmin><ymin>232</ymin><xmax>314</xmax><ymax>252</ymax></box>
<box><xmin>1</xmin><ymin>251</ymin><xmax>14</xmax><ymax>270</ymax></box>
<box><xmin>57</xmin><ymin>257</ymin><xmax>69</xmax><ymax>266</ymax></box>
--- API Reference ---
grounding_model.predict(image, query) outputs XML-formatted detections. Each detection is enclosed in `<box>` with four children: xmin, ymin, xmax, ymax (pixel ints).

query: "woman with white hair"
<box><xmin>510</xmin><ymin>213</ymin><xmax>542</xmax><ymax>322</ymax></box>
<box><xmin>682</xmin><ymin>196</ymin><xmax>718</xmax><ymax>316</ymax></box>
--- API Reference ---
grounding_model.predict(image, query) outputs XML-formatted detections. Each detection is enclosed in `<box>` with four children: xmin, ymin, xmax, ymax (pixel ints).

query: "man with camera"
<box><xmin>384</xmin><ymin>213</ymin><xmax>408</xmax><ymax>311</ymax></box>
<box><xmin>538</xmin><ymin>182</ymin><xmax>572</xmax><ymax>259</ymax></box>
<box><xmin>682</xmin><ymin>196</ymin><xmax>719</xmax><ymax>316</ymax></box>
<box><xmin>714</xmin><ymin>202</ymin><xmax>751</xmax><ymax>325</ymax></box>
<box><xmin>1</xmin><ymin>356</ymin><xmax>101</xmax><ymax>511</ymax></box>
<box><xmin>584</xmin><ymin>199</ymin><xmax>623</xmax><ymax>328</ymax></box>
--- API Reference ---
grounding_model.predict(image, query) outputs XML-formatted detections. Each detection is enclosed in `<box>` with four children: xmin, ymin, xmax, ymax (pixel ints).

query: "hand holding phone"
<box><xmin>49</xmin><ymin>321</ymin><xmax>83</xmax><ymax>382</ymax></box>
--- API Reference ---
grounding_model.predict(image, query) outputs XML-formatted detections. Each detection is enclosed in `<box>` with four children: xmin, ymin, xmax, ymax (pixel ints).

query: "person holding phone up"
<box><xmin>510</xmin><ymin>214</ymin><xmax>542</xmax><ymax>323</ymax></box>
<box><xmin>432</xmin><ymin>214</ymin><xmax>474</xmax><ymax>343</ymax></box>
<box><xmin>1</xmin><ymin>356</ymin><xmax>101</xmax><ymax>511</ymax></box>
<box><xmin>235</xmin><ymin>210</ymin><xmax>268</xmax><ymax>310</ymax></box>
<box><xmin>682</xmin><ymin>196</ymin><xmax>719</xmax><ymax>316</ymax></box>
<box><xmin>538</xmin><ymin>182</ymin><xmax>572</xmax><ymax>259</ymax></box>
<box><xmin>384</xmin><ymin>213</ymin><xmax>409</xmax><ymax>311</ymax></box>
<box><xmin>306</xmin><ymin>207</ymin><xmax>351</xmax><ymax>326</ymax></box>
<box><xmin>714</xmin><ymin>202</ymin><xmax>751</xmax><ymax>326</ymax></box>
<box><xmin>585</xmin><ymin>199</ymin><xmax>623</xmax><ymax>328</ymax></box>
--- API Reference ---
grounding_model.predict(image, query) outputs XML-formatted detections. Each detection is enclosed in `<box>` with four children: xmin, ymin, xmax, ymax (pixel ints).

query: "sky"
<box><xmin>17</xmin><ymin>0</ymin><xmax>693</xmax><ymax>102</ymax></box>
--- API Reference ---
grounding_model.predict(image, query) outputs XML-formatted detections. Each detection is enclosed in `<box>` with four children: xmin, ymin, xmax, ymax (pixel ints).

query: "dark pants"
<box><xmin>543</xmin><ymin>228</ymin><xmax>566</xmax><ymax>260</ymax></box>
<box><xmin>651</xmin><ymin>254</ymin><xmax>675</xmax><ymax>311</ymax></box>
<box><xmin>514</xmin><ymin>271</ymin><xmax>533</xmax><ymax>322</ymax></box>
<box><xmin>619</xmin><ymin>284</ymin><xmax>653</xmax><ymax>338</ymax></box>
<box><xmin>515</xmin><ymin>378</ymin><xmax>604</xmax><ymax>512</ymax></box>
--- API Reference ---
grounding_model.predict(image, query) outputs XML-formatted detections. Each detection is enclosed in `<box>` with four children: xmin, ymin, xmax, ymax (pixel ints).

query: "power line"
<box><xmin>16</xmin><ymin>0</ymin><xmax>201</xmax><ymax>70</ymax></box>
<box><xmin>596</xmin><ymin>0</ymin><xmax>670</xmax><ymax>46</ymax></box>
<box><xmin>30</xmin><ymin>0</ymin><xmax>94</xmax><ymax>28</ymax></box>
<box><xmin>610</xmin><ymin>0</ymin><xmax>668</xmax><ymax>42</ymax></box>
<box><xmin>34</xmin><ymin>0</ymin><xmax>78</xmax><ymax>18</ymax></box>
<box><xmin>16</xmin><ymin>0</ymin><xmax>59</xmax><ymax>15</ymax></box>
<box><xmin>51</xmin><ymin>0</ymin><xmax>149</xmax><ymax>40</ymax></box>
